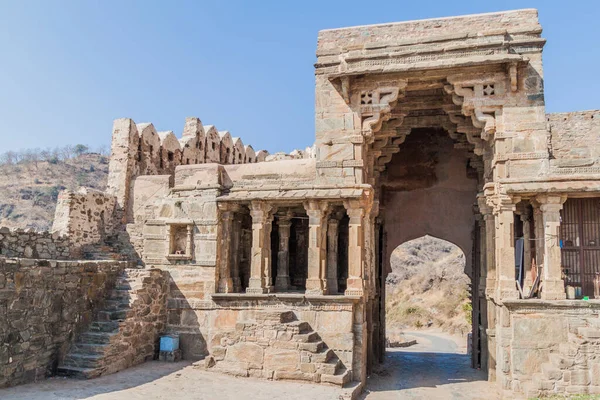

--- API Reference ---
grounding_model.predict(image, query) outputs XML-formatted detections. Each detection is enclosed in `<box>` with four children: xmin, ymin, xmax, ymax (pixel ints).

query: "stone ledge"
<box><xmin>212</xmin><ymin>293</ymin><xmax>362</xmax><ymax>303</ymax></box>
<box><xmin>504</xmin><ymin>299</ymin><xmax>600</xmax><ymax>313</ymax></box>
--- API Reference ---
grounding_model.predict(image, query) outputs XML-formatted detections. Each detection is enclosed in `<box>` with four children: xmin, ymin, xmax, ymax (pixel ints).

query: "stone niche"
<box><xmin>166</xmin><ymin>222</ymin><xmax>193</xmax><ymax>260</ymax></box>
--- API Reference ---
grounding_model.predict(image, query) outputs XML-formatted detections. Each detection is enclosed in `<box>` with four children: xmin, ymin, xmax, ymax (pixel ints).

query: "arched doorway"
<box><xmin>376</xmin><ymin>126</ymin><xmax>482</xmax><ymax>369</ymax></box>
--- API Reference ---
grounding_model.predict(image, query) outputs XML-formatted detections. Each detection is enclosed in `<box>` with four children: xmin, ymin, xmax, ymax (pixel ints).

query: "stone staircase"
<box><xmin>80</xmin><ymin>232</ymin><xmax>138</xmax><ymax>262</ymax></box>
<box><xmin>524</xmin><ymin>316</ymin><xmax>600</xmax><ymax>397</ymax></box>
<box><xmin>57</xmin><ymin>269</ymin><xmax>167</xmax><ymax>379</ymax></box>
<box><xmin>206</xmin><ymin>310</ymin><xmax>351</xmax><ymax>387</ymax></box>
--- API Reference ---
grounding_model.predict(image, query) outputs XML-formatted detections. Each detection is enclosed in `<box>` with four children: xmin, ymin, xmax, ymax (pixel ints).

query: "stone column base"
<box><xmin>541</xmin><ymin>279</ymin><xmax>566</xmax><ymax>300</ymax></box>
<box><xmin>232</xmin><ymin>277</ymin><xmax>242</xmax><ymax>293</ymax></box>
<box><xmin>305</xmin><ymin>278</ymin><xmax>324</xmax><ymax>295</ymax></box>
<box><xmin>496</xmin><ymin>279</ymin><xmax>520</xmax><ymax>300</ymax></box>
<box><xmin>275</xmin><ymin>276</ymin><xmax>290</xmax><ymax>291</ymax></box>
<box><xmin>345</xmin><ymin>277</ymin><xmax>364</xmax><ymax>296</ymax></box>
<box><xmin>247</xmin><ymin>277</ymin><xmax>266</xmax><ymax>294</ymax></box>
<box><xmin>218</xmin><ymin>278</ymin><xmax>234</xmax><ymax>293</ymax></box>
<box><xmin>326</xmin><ymin>278</ymin><xmax>339</xmax><ymax>295</ymax></box>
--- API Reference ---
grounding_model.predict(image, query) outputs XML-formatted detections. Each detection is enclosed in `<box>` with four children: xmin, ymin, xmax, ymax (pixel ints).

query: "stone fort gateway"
<box><xmin>2</xmin><ymin>8</ymin><xmax>600</xmax><ymax>399</ymax></box>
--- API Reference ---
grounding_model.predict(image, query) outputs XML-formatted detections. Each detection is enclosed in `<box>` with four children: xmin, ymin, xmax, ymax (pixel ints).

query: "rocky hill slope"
<box><xmin>386</xmin><ymin>235</ymin><xmax>471</xmax><ymax>337</ymax></box>
<box><xmin>0</xmin><ymin>151</ymin><xmax>109</xmax><ymax>230</ymax></box>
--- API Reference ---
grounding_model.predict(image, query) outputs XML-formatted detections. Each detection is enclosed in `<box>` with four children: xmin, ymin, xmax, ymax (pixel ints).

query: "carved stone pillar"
<box><xmin>532</xmin><ymin>202</ymin><xmax>545</xmax><ymax>270</ymax></box>
<box><xmin>186</xmin><ymin>225</ymin><xmax>193</xmax><ymax>256</ymax></box>
<box><xmin>478</xmin><ymin>195</ymin><xmax>495</xmax><ymax>296</ymax></box>
<box><xmin>275</xmin><ymin>212</ymin><xmax>293</xmax><ymax>291</ymax></box>
<box><xmin>232</xmin><ymin>213</ymin><xmax>243</xmax><ymax>292</ymax></box>
<box><xmin>517</xmin><ymin>205</ymin><xmax>533</xmax><ymax>291</ymax></box>
<box><xmin>344</xmin><ymin>200</ymin><xmax>365</xmax><ymax>296</ymax></box>
<box><xmin>326</xmin><ymin>216</ymin><xmax>340</xmax><ymax>294</ymax></box>
<box><xmin>247</xmin><ymin>201</ymin><xmax>274</xmax><ymax>294</ymax></box>
<box><xmin>304</xmin><ymin>200</ymin><xmax>329</xmax><ymax>295</ymax></box>
<box><xmin>537</xmin><ymin>194</ymin><xmax>567</xmax><ymax>300</ymax></box>
<box><xmin>217</xmin><ymin>205</ymin><xmax>235</xmax><ymax>293</ymax></box>
<box><xmin>489</xmin><ymin>195</ymin><xmax>519</xmax><ymax>300</ymax></box>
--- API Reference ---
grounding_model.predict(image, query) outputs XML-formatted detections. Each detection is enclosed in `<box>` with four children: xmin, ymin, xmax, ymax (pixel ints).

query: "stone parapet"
<box><xmin>0</xmin><ymin>227</ymin><xmax>72</xmax><ymax>259</ymax></box>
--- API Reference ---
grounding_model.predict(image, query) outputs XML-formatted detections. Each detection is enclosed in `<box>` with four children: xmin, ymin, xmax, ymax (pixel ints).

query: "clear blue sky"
<box><xmin>0</xmin><ymin>0</ymin><xmax>598</xmax><ymax>154</ymax></box>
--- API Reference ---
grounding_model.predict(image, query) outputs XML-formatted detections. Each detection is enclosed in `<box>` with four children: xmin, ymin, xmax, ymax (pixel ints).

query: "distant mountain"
<box><xmin>386</xmin><ymin>235</ymin><xmax>471</xmax><ymax>336</ymax></box>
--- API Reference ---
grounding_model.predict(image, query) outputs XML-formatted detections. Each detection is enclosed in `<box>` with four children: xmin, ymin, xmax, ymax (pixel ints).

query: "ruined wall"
<box><xmin>52</xmin><ymin>189</ymin><xmax>117</xmax><ymax>248</ymax></box>
<box><xmin>0</xmin><ymin>258</ymin><xmax>126</xmax><ymax>388</ymax></box>
<box><xmin>0</xmin><ymin>228</ymin><xmax>72</xmax><ymax>259</ymax></box>
<box><xmin>549</xmin><ymin>111</ymin><xmax>600</xmax><ymax>169</ymax></box>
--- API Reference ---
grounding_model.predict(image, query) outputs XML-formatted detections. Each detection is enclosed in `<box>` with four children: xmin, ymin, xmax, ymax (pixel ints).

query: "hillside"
<box><xmin>386</xmin><ymin>235</ymin><xmax>471</xmax><ymax>338</ymax></box>
<box><xmin>0</xmin><ymin>153</ymin><xmax>109</xmax><ymax>230</ymax></box>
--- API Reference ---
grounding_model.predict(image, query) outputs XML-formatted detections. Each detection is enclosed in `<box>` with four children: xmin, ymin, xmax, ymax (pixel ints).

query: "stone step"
<box><xmin>316</xmin><ymin>358</ymin><xmax>341</xmax><ymax>375</ymax></box>
<box><xmin>56</xmin><ymin>365</ymin><xmax>103</xmax><ymax>379</ymax></box>
<box><xmin>285</xmin><ymin>321</ymin><xmax>311</xmax><ymax>334</ymax></box>
<box><xmin>578</xmin><ymin>327</ymin><xmax>600</xmax><ymax>339</ymax></box>
<box><xmin>63</xmin><ymin>352</ymin><xmax>104</xmax><ymax>369</ymax></box>
<box><xmin>559</xmin><ymin>342</ymin><xmax>579</xmax><ymax>357</ymax></box>
<box><xmin>312</xmin><ymin>348</ymin><xmax>334</xmax><ymax>363</ymax></box>
<box><xmin>98</xmin><ymin>309</ymin><xmax>130</xmax><ymax>321</ymax></box>
<box><xmin>108</xmin><ymin>289</ymin><xmax>133</xmax><ymax>301</ymax></box>
<box><xmin>298</xmin><ymin>340</ymin><xmax>324</xmax><ymax>353</ymax></box>
<box><xmin>549</xmin><ymin>353</ymin><xmax>574</xmax><ymax>369</ymax></box>
<box><xmin>587</xmin><ymin>317</ymin><xmax>600</xmax><ymax>328</ymax></box>
<box><xmin>89</xmin><ymin>321</ymin><xmax>120</xmax><ymax>333</ymax></box>
<box><xmin>70</xmin><ymin>342</ymin><xmax>110</xmax><ymax>354</ymax></box>
<box><xmin>293</xmin><ymin>331</ymin><xmax>320</xmax><ymax>343</ymax></box>
<box><xmin>103</xmin><ymin>300</ymin><xmax>131</xmax><ymax>311</ymax></box>
<box><xmin>541</xmin><ymin>363</ymin><xmax>563</xmax><ymax>381</ymax></box>
<box><xmin>79</xmin><ymin>331</ymin><xmax>118</xmax><ymax>344</ymax></box>
<box><xmin>320</xmin><ymin>368</ymin><xmax>351</xmax><ymax>387</ymax></box>
<box><xmin>523</xmin><ymin>381</ymin><xmax>541</xmax><ymax>398</ymax></box>
<box><xmin>258</xmin><ymin>310</ymin><xmax>296</xmax><ymax>324</ymax></box>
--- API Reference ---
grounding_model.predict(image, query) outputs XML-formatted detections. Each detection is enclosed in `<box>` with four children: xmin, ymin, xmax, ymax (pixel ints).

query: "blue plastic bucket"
<box><xmin>160</xmin><ymin>335</ymin><xmax>180</xmax><ymax>352</ymax></box>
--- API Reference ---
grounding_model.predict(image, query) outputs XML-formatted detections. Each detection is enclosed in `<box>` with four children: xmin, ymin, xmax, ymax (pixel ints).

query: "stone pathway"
<box><xmin>361</xmin><ymin>330</ymin><xmax>499</xmax><ymax>400</ymax></box>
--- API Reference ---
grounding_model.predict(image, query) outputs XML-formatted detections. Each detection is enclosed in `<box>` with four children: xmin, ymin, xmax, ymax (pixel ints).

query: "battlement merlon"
<box><xmin>316</xmin><ymin>9</ymin><xmax>544</xmax><ymax>78</ymax></box>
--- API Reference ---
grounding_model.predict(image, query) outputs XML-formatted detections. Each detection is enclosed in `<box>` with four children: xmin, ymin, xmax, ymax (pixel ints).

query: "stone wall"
<box><xmin>52</xmin><ymin>188</ymin><xmax>118</xmax><ymax>248</ymax></box>
<box><xmin>0</xmin><ymin>228</ymin><xmax>72</xmax><ymax>259</ymax></box>
<box><xmin>204</xmin><ymin>308</ymin><xmax>352</xmax><ymax>386</ymax></box>
<box><xmin>549</xmin><ymin>111</ymin><xmax>600</xmax><ymax>168</ymax></box>
<box><xmin>503</xmin><ymin>300</ymin><xmax>600</xmax><ymax>397</ymax></box>
<box><xmin>0</xmin><ymin>257</ymin><xmax>126</xmax><ymax>388</ymax></box>
<box><xmin>57</xmin><ymin>268</ymin><xmax>169</xmax><ymax>378</ymax></box>
<box><xmin>165</xmin><ymin>295</ymin><xmax>358</xmax><ymax>384</ymax></box>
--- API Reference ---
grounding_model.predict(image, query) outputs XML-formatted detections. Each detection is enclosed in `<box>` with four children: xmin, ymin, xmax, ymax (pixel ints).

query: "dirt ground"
<box><xmin>0</xmin><ymin>330</ymin><xmax>498</xmax><ymax>400</ymax></box>
<box><xmin>0</xmin><ymin>362</ymin><xmax>346</xmax><ymax>400</ymax></box>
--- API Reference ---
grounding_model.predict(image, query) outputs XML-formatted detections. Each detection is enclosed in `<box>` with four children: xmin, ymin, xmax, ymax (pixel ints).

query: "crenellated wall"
<box><xmin>106</xmin><ymin>116</ymin><xmax>313</xmax><ymax>223</ymax></box>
